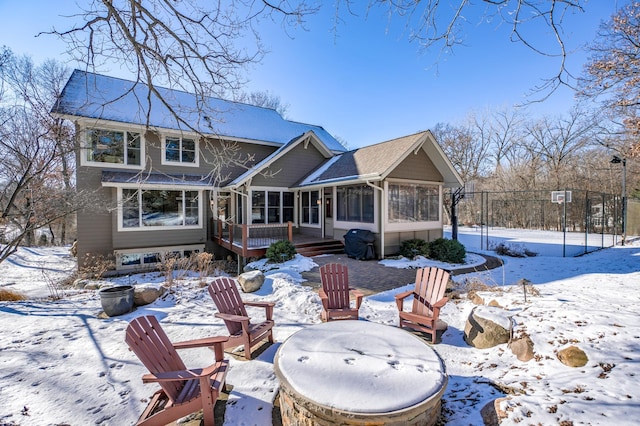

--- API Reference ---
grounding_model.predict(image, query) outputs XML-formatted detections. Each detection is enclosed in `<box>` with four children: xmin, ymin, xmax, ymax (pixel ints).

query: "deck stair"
<box><xmin>295</xmin><ymin>239</ymin><xmax>344</xmax><ymax>257</ymax></box>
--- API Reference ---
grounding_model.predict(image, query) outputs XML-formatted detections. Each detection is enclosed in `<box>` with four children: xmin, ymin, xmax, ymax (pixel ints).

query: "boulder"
<box><xmin>509</xmin><ymin>334</ymin><xmax>535</xmax><ymax>362</ymax></box>
<box><xmin>237</xmin><ymin>270</ymin><xmax>265</xmax><ymax>293</ymax></box>
<box><xmin>133</xmin><ymin>284</ymin><xmax>166</xmax><ymax>306</ymax></box>
<box><xmin>481</xmin><ymin>397</ymin><xmax>510</xmax><ymax>426</ymax></box>
<box><xmin>557</xmin><ymin>345</ymin><xmax>588</xmax><ymax>367</ymax></box>
<box><xmin>464</xmin><ymin>306</ymin><xmax>513</xmax><ymax>349</ymax></box>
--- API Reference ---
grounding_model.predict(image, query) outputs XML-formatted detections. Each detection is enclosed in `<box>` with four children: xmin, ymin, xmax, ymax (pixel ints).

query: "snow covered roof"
<box><xmin>52</xmin><ymin>70</ymin><xmax>346</xmax><ymax>153</ymax></box>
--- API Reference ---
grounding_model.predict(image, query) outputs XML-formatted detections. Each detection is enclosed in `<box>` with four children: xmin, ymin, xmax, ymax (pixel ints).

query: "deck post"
<box><xmin>242</xmin><ymin>224</ymin><xmax>248</xmax><ymax>258</ymax></box>
<box><xmin>287</xmin><ymin>221</ymin><xmax>293</xmax><ymax>242</ymax></box>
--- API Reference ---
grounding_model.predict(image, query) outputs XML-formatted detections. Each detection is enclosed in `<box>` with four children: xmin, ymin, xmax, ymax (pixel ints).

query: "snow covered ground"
<box><xmin>1</xmin><ymin>227</ymin><xmax>639</xmax><ymax>425</ymax></box>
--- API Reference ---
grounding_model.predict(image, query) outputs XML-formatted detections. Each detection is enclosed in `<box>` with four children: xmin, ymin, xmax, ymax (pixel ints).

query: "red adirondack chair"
<box><xmin>319</xmin><ymin>263</ymin><xmax>364</xmax><ymax>321</ymax></box>
<box><xmin>125</xmin><ymin>315</ymin><xmax>229</xmax><ymax>426</ymax></box>
<box><xmin>395</xmin><ymin>266</ymin><xmax>450</xmax><ymax>343</ymax></box>
<box><xmin>207</xmin><ymin>277</ymin><xmax>275</xmax><ymax>360</ymax></box>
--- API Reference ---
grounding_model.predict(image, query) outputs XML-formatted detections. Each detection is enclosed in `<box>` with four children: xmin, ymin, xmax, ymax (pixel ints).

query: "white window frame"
<box><xmin>249</xmin><ymin>187</ymin><xmax>296</xmax><ymax>225</ymax></box>
<box><xmin>81</xmin><ymin>125</ymin><xmax>145</xmax><ymax>169</ymax></box>
<box><xmin>116</xmin><ymin>187</ymin><xmax>204</xmax><ymax>232</ymax></box>
<box><xmin>334</xmin><ymin>185</ymin><xmax>378</xmax><ymax>232</ymax></box>
<box><xmin>161</xmin><ymin>134</ymin><xmax>199</xmax><ymax>167</ymax></box>
<box><xmin>114</xmin><ymin>244</ymin><xmax>205</xmax><ymax>271</ymax></box>
<box><xmin>384</xmin><ymin>179</ymin><xmax>442</xmax><ymax>232</ymax></box>
<box><xmin>299</xmin><ymin>189</ymin><xmax>321</xmax><ymax>229</ymax></box>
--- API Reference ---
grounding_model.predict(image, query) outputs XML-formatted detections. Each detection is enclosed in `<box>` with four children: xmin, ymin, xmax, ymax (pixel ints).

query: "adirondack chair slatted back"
<box><xmin>412</xmin><ymin>267</ymin><xmax>450</xmax><ymax>317</ymax></box>
<box><xmin>208</xmin><ymin>277</ymin><xmax>249</xmax><ymax>336</ymax></box>
<box><xmin>125</xmin><ymin>315</ymin><xmax>187</xmax><ymax>402</ymax></box>
<box><xmin>320</xmin><ymin>263</ymin><xmax>350</xmax><ymax>309</ymax></box>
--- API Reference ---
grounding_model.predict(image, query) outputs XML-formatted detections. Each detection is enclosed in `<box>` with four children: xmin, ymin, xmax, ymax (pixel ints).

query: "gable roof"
<box><xmin>295</xmin><ymin>130</ymin><xmax>463</xmax><ymax>188</ymax></box>
<box><xmin>52</xmin><ymin>69</ymin><xmax>346</xmax><ymax>153</ymax></box>
<box><xmin>222</xmin><ymin>131</ymin><xmax>334</xmax><ymax>189</ymax></box>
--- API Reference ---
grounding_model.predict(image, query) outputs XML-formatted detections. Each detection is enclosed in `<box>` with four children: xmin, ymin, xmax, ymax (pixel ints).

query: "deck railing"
<box><xmin>212</xmin><ymin>219</ymin><xmax>293</xmax><ymax>258</ymax></box>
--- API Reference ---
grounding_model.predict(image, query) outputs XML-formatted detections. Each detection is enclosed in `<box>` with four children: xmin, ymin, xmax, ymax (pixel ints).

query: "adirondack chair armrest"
<box><xmin>433</xmin><ymin>297</ymin><xmax>448</xmax><ymax>309</ymax></box>
<box><xmin>141</xmin><ymin>362</ymin><xmax>226</xmax><ymax>384</ymax></box>
<box><xmin>350</xmin><ymin>288</ymin><xmax>364</xmax><ymax>309</ymax></box>
<box><xmin>215</xmin><ymin>312</ymin><xmax>250</xmax><ymax>324</ymax></box>
<box><xmin>431</xmin><ymin>297</ymin><xmax>449</xmax><ymax>319</ymax></box>
<box><xmin>394</xmin><ymin>290</ymin><xmax>415</xmax><ymax>310</ymax></box>
<box><xmin>172</xmin><ymin>335</ymin><xmax>229</xmax><ymax>350</ymax></box>
<box><xmin>318</xmin><ymin>288</ymin><xmax>329</xmax><ymax>309</ymax></box>
<box><xmin>244</xmin><ymin>301</ymin><xmax>275</xmax><ymax>320</ymax></box>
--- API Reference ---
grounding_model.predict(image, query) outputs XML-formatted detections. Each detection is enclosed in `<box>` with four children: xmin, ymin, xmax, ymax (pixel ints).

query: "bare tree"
<box><xmin>0</xmin><ymin>52</ymin><xmax>76</xmax><ymax>262</ymax></box>
<box><xmin>234</xmin><ymin>90</ymin><xmax>290</xmax><ymax>118</ymax></box>
<box><xmin>579</xmin><ymin>1</ymin><xmax>640</xmax><ymax>153</ymax></box>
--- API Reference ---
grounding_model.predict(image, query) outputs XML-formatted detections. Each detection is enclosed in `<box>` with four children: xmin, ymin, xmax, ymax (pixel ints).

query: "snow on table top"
<box><xmin>275</xmin><ymin>320</ymin><xmax>446</xmax><ymax>413</ymax></box>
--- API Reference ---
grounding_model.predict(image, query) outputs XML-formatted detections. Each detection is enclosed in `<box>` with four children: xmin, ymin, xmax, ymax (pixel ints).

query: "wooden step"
<box><xmin>295</xmin><ymin>239</ymin><xmax>344</xmax><ymax>257</ymax></box>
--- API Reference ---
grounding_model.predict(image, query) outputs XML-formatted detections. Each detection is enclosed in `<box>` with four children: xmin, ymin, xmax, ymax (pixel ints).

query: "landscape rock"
<box><xmin>237</xmin><ymin>270</ymin><xmax>265</xmax><ymax>293</ymax></box>
<box><xmin>509</xmin><ymin>334</ymin><xmax>535</xmax><ymax>362</ymax></box>
<box><xmin>133</xmin><ymin>284</ymin><xmax>166</xmax><ymax>306</ymax></box>
<box><xmin>469</xmin><ymin>291</ymin><xmax>485</xmax><ymax>305</ymax></box>
<box><xmin>464</xmin><ymin>305</ymin><xmax>513</xmax><ymax>349</ymax></box>
<box><xmin>557</xmin><ymin>345</ymin><xmax>588</xmax><ymax>367</ymax></box>
<box><xmin>72</xmin><ymin>278</ymin><xmax>90</xmax><ymax>289</ymax></box>
<box><xmin>481</xmin><ymin>397</ymin><xmax>511</xmax><ymax>426</ymax></box>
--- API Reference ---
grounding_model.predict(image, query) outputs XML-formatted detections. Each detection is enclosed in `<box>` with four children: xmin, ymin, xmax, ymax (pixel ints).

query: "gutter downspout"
<box><xmin>366</xmin><ymin>181</ymin><xmax>384</xmax><ymax>259</ymax></box>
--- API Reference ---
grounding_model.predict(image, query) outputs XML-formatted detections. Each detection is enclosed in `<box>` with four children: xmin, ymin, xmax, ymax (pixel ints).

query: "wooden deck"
<box><xmin>211</xmin><ymin>219</ymin><xmax>344</xmax><ymax>258</ymax></box>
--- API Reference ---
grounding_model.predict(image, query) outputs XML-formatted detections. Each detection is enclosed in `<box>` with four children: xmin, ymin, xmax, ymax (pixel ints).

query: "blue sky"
<box><xmin>0</xmin><ymin>1</ymin><xmax>622</xmax><ymax>148</ymax></box>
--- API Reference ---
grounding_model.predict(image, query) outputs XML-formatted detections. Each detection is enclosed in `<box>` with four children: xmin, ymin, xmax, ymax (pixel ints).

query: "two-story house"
<box><xmin>52</xmin><ymin>70</ymin><xmax>463</xmax><ymax>271</ymax></box>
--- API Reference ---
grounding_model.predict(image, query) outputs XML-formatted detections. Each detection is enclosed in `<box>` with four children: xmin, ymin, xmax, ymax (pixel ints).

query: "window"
<box><xmin>86</xmin><ymin>128</ymin><xmax>141</xmax><ymax>166</ymax></box>
<box><xmin>120</xmin><ymin>189</ymin><xmax>201</xmax><ymax>230</ymax></box>
<box><xmin>115</xmin><ymin>244</ymin><xmax>204</xmax><ymax>270</ymax></box>
<box><xmin>251</xmin><ymin>190</ymin><xmax>294</xmax><ymax>224</ymax></box>
<box><xmin>336</xmin><ymin>185</ymin><xmax>374</xmax><ymax>223</ymax></box>
<box><xmin>388</xmin><ymin>183</ymin><xmax>439</xmax><ymax>223</ymax></box>
<box><xmin>301</xmin><ymin>190</ymin><xmax>320</xmax><ymax>225</ymax></box>
<box><xmin>163</xmin><ymin>136</ymin><xmax>197</xmax><ymax>165</ymax></box>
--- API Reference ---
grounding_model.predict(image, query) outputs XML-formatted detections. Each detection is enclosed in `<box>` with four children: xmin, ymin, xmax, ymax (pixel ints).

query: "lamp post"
<box><xmin>611</xmin><ymin>155</ymin><xmax>627</xmax><ymax>246</ymax></box>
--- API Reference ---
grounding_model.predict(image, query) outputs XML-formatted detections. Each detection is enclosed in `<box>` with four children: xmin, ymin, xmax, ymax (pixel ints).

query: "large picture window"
<box><xmin>86</xmin><ymin>128</ymin><xmax>141</xmax><ymax>166</ymax></box>
<box><xmin>163</xmin><ymin>136</ymin><xmax>197</xmax><ymax>165</ymax></box>
<box><xmin>336</xmin><ymin>185</ymin><xmax>374</xmax><ymax>223</ymax></box>
<box><xmin>388</xmin><ymin>183</ymin><xmax>439</xmax><ymax>223</ymax></box>
<box><xmin>121</xmin><ymin>188</ymin><xmax>201</xmax><ymax>229</ymax></box>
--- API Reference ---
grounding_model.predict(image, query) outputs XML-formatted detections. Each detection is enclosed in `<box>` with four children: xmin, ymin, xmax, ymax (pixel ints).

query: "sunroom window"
<box><xmin>336</xmin><ymin>185</ymin><xmax>374</xmax><ymax>223</ymax></box>
<box><xmin>164</xmin><ymin>136</ymin><xmax>197</xmax><ymax>164</ymax></box>
<box><xmin>388</xmin><ymin>183</ymin><xmax>439</xmax><ymax>222</ymax></box>
<box><xmin>120</xmin><ymin>188</ymin><xmax>201</xmax><ymax>229</ymax></box>
<box><xmin>86</xmin><ymin>128</ymin><xmax>141</xmax><ymax>166</ymax></box>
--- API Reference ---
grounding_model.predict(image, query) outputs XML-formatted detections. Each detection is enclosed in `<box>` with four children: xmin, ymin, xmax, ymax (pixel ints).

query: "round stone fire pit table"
<box><xmin>274</xmin><ymin>320</ymin><xmax>447</xmax><ymax>426</ymax></box>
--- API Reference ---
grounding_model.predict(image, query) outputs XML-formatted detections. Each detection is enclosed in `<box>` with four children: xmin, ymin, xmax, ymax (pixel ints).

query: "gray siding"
<box><xmin>383</xmin><ymin>229</ymin><xmax>444</xmax><ymax>256</ymax></box>
<box><xmin>251</xmin><ymin>143</ymin><xmax>326</xmax><ymax>187</ymax></box>
<box><xmin>388</xmin><ymin>149</ymin><xmax>443</xmax><ymax>181</ymax></box>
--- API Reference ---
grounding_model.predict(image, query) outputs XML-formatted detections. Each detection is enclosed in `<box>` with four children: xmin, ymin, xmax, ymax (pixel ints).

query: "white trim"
<box><xmin>80</xmin><ymin>125</ymin><xmax>146</xmax><ymax>170</ymax></box>
<box><xmin>114</xmin><ymin>244</ymin><xmax>205</xmax><ymax>271</ymax></box>
<box><xmin>161</xmin><ymin>133</ymin><xmax>200</xmax><ymax>167</ymax></box>
<box><xmin>248</xmin><ymin>187</ymin><xmax>296</xmax><ymax>225</ymax></box>
<box><xmin>116</xmin><ymin>187</ymin><xmax>204</xmax><ymax>232</ymax></box>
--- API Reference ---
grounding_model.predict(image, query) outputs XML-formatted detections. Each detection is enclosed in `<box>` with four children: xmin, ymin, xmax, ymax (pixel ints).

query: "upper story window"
<box><xmin>162</xmin><ymin>136</ymin><xmax>198</xmax><ymax>166</ymax></box>
<box><xmin>85</xmin><ymin>128</ymin><xmax>142</xmax><ymax>167</ymax></box>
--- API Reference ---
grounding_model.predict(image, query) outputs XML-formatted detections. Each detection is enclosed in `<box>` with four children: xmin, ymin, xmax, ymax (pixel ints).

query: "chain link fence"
<box><xmin>447</xmin><ymin>189</ymin><xmax>624</xmax><ymax>256</ymax></box>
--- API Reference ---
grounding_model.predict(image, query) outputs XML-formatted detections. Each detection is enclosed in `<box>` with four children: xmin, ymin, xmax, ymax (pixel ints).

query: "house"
<box><xmin>52</xmin><ymin>70</ymin><xmax>463</xmax><ymax>271</ymax></box>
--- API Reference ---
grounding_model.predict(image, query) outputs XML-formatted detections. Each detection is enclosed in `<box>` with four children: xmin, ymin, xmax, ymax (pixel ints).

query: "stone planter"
<box><xmin>99</xmin><ymin>285</ymin><xmax>134</xmax><ymax>317</ymax></box>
